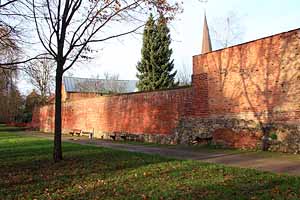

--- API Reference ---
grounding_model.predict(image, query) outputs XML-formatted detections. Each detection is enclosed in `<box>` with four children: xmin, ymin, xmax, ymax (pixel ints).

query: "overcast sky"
<box><xmin>19</xmin><ymin>0</ymin><xmax>300</xmax><ymax>94</ymax></box>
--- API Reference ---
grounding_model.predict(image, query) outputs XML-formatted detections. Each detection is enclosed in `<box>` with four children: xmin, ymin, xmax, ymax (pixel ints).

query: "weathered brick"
<box><xmin>31</xmin><ymin>28</ymin><xmax>300</xmax><ymax>151</ymax></box>
<box><xmin>32</xmin><ymin>87</ymin><xmax>194</xmax><ymax>136</ymax></box>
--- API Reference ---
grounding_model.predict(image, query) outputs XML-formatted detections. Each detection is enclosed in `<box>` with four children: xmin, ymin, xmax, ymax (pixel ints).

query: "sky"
<box><xmin>19</xmin><ymin>0</ymin><xmax>300</xmax><ymax>94</ymax></box>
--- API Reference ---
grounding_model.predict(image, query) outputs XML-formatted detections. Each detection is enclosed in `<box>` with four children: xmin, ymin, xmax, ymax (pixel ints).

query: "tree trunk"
<box><xmin>53</xmin><ymin>65</ymin><xmax>63</xmax><ymax>162</ymax></box>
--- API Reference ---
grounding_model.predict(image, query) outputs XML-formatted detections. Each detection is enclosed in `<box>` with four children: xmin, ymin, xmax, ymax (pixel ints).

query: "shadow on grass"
<box><xmin>63</xmin><ymin>160</ymin><xmax>300</xmax><ymax>200</ymax></box>
<box><xmin>182</xmin><ymin>175</ymin><xmax>300</xmax><ymax>200</ymax></box>
<box><xmin>0</xmin><ymin>125</ymin><xmax>28</xmax><ymax>132</ymax></box>
<box><xmin>0</xmin><ymin>133</ymin><xmax>175</xmax><ymax>199</ymax></box>
<box><xmin>2</xmin><ymin>128</ymin><xmax>300</xmax><ymax>200</ymax></box>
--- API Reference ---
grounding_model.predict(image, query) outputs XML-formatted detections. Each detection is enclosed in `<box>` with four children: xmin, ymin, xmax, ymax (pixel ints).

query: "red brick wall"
<box><xmin>32</xmin><ymin>87</ymin><xmax>192</xmax><ymax>136</ymax></box>
<box><xmin>191</xmin><ymin>29</ymin><xmax>300</xmax><ymax>149</ymax></box>
<box><xmin>66</xmin><ymin>92</ymin><xmax>104</xmax><ymax>101</ymax></box>
<box><xmin>32</xmin><ymin>29</ymin><xmax>300</xmax><ymax>149</ymax></box>
<box><xmin>193</xmin><ymin>28</ymin><xmax>300</xmax><ymax>124</ymax></box>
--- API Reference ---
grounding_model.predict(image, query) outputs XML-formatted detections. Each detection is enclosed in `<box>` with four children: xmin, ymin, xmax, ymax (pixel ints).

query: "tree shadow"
<box><xmin>103</xmin><ymin>88</ymin><xmax>192</xmax><ymax>143</ymax></box>
<box><xmin>0</xmin><ymin>126</ymin><xmax>27</xmax><ymax>132</ymax></box>
<box><xmin>193</xmin><ymin>29</ymin><xmax>300</xmax><ymax>150</ymax></box>
<box><xmin>0</xmin><ymin>138</ymin><xmax>175</xmax><ymax>199</ymax></box>
<box><xmin>60</xmin><ymin>159</ymin><xmax>300</xmax><ymax>200</ymax></box>
<box><xmin>237</xmin><ymin>30</ymin><xmax>300</xmax><ymax>149</ymax></box>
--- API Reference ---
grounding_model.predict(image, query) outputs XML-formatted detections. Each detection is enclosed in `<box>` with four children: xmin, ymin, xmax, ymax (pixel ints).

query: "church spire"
<box><xmin>201</xmin><ymin>13</ymin><xmax>212</xmax><ymax>54</ymax></box>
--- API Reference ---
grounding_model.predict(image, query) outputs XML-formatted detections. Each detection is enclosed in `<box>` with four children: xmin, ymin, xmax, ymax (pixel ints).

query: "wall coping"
<box><xmin>43</xmin><ymin>85</ymin><xmax>192</xmax><ymax>105</ymax></box>
<box><xmin>193</xmin><ymin>27</ymin><xmax>300</xmax><ymax>58</ymax></box>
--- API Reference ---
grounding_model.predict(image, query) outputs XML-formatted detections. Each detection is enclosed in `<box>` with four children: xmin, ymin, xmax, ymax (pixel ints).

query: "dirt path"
<box><xmin>25</xmin><ymin>132</ymin><xmax>300</xmax><ymax>176</ymax></box>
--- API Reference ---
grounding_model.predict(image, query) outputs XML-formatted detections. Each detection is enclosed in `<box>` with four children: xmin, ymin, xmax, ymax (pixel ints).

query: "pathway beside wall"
<box><xmin>25</xmin><ymin>131</ymin><xmax>300</xmax><ymax>176</ymax></box>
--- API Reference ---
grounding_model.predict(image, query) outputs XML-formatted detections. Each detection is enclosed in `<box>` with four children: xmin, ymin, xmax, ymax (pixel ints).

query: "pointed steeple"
<box><xmin>201</xmin><ymin>13</ymin><xmax>212</xmax><ymax>54</ymax></box>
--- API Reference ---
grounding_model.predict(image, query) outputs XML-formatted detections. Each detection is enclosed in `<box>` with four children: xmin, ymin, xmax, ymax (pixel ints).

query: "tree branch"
<box><xmin>0</xmin><ymin>53</ymin><xmax>52</xmax><ymax>68</ymax></box>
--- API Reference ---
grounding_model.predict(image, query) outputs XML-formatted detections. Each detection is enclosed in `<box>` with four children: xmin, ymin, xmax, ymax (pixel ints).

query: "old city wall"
<box><xmin>190</xmin><ymin>28</ymin><xmax>300</xmax><ymax>151</ymax></box>
<box><xmin>32</xmin><ymin>29</ymin><xmax>300</xmax><ymax>152</ymax></box>
<box><xmin>32</xmin><ymin>87</ymin><xmax>194</xmax><ymax>144</ymax></box>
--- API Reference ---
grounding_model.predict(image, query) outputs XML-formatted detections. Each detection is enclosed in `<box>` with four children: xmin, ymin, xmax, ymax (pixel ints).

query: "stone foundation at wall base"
<box><xmin>40</xmin><ymin>118</ymin><xmax>300</xmax><ymax>154</ymax></box>
<box><xmin>94</xmin><ymin>131</ymin><xmax>178</xmax><ymax>145</ymax></box>
<box><xmin>89</xmin><ymin>118</ymin><xmax>263</xmax><ymax>147</ymax></box>
<box><xmin>174</xmin><ymin>118</ymin><xmax>262</xmax><ymax>148</ymax></box>
<box><xmin>174</xmin><ymin>118</ymin><xmax>300</xmax><ymax>154</ymax></box>
<box><xmin>267</xmin><ymin>124</ymin><xmax>300</xmax><ymax>154</ymax></box>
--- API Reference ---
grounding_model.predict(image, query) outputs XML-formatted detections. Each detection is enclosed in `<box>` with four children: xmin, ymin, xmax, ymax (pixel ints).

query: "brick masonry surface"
<box><xmin>32</xmin><ymin>29</ymin><xmax>300</xmax><ymax>153</ymax></box>
<box><xmin>32</xmin><ymin>87</ymin><xmax>193</xmax><ymax>143</ymax></box>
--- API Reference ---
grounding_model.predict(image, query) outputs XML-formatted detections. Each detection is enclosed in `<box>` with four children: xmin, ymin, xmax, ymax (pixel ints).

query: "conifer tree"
<box><xmin>136</xmin><ymin>14</ymin><xmax>156</xmax><ymax>91</ymax></box>
<box><xmin>137</xmin><ymin>14</ymin><xmax>178</xmax><ymax>91</ymax></box>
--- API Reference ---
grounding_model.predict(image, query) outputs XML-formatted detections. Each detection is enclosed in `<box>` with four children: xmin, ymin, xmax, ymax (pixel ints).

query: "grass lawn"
<box><xmin>1</xmin><ymin>125</ymin><xmax>300</xmax><ymax>200</ymax></box>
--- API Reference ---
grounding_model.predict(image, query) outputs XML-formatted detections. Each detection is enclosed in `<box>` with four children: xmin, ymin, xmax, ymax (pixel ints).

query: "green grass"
<box><xmin>1</xmin><ymin>126</ymin><xmax>300</xmax><ymax>199</ymax></box>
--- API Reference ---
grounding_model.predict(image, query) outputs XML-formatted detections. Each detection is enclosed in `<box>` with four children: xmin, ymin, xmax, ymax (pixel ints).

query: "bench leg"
<box><xmin>110</xmin><ymin>135</ymin><xmax>116</xmax><ymax>141</ymax></box>
<box><xmin>121</xmin><ymin>136</ymin><xmax>127</xmax><ymax>140</ymax></box>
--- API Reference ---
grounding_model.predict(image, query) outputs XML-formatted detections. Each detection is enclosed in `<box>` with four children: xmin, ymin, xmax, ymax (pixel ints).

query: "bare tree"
<box><xmin>177</xmin><ymin>63</ymin><xmax>192</xmax><ymax>86</ymax></box>
<box><xmin>0</xmin><ymin>2</ymin><xmax>41</xmax><ymax>123</ymax></box>
<box><xmin>0</xmin><ymin>23</ymin><xmax>21</xmax><ymax>122</ymax></box>
<box><xmin>0</xmin><ymin>0</ymin><xmax>54</xmax><ymax>70</ymax></box>
<box><xmin>75</xmin><ymin>73</ymin><xmax>129</xmax><ymax>94</ymax></box>
<box><xmin>0</xmin><ymin>25</ymin><xmax>19</xmax><ymax>68</ymax></box>
<box><xmin>103</xmin><ymin>72</ymin><xmax>128</xmax><ymax>93</ymax></box>
<box><xmin>0</xmin><ymin>68</ymin><xmax>21</xmax><ymax>123</ymax></box>
<box><xmin>30</xmin><ymin>0</ymin><xmax>180</xmax><ymax>162</ymax></box>
<box><xmin>24</xmin><ymin>58</ymin><xmax>55</xmax><ymax>103</ymax></box>
<box><xmin>210</xmin><ymin>11</ymin><xmax>245</xmax><ymax>49</ymax></box>
<box><xmin>0</xmin><ymin>0</ymin><xmax>19</xmax><ymax>43</ymax></box>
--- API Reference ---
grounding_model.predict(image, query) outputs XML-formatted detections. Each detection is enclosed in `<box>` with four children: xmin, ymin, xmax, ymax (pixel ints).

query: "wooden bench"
<box><xmin>81</xmin><ymin>131</ymin><xmax>94</xmax><ymax>139</ymax></box>
<box><xmin>191</xmin><ymin>136</ymin><xmax>213</xmax><ymax>145</ymax></box>
<box><xmin>110</xmin><ymin>133</ymin><xmax>139</xmax><ymax>141</ymax></box>
<box><xmin>69</xmin><ymin>129</ymin><xmax>82</xmax><ymax>136</ymax></box>
<box><xmin>110</xmin><ymin>134</ymin><xmax>117</xmax><ymax>141</ymax></box>
<box><xmin>120</xmin><ymin>134</ymin><xmax>128</xmax><ymax>140</ymax></box>
<box><xmin>109</xmin><ymin>134</ymin><xmax>127</xmax><ymax>141</ymax></box>
<box><xmin>70</xmin><ymin>129</ymin><xmax>94</xmax><ymax>139</ymax></box>
<box><xmin>128</xmin><ymin>134</ymin><xmax>139</xmax><ymax>141</ymax></box>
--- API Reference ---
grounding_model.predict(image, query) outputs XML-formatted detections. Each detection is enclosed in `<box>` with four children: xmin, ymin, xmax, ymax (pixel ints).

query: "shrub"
<box><xmin>269</xmin><ymin>132</ymin><xmax>278</xmax><ymax>140</ymax></box>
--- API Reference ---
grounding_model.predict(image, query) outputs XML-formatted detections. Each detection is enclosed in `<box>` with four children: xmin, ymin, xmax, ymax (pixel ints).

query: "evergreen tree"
<box><xmin>136</xmin><ymin>14</ymin><xmax>156</xmax><ymax>91</ymax></box>
<box><xmin>137</xmin><ymin>14</ymin><xmax>178</xmax><ymax>91</ymax></box>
